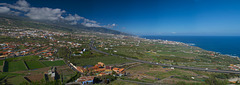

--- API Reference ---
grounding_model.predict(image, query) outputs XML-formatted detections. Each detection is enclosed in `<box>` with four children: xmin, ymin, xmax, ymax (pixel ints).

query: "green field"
<box><xmin>0</xmin><ymin>73</ymin><xmax>7</xmax><ymax>81</ymax></box>
<box><xmin>71</xmin><ymin>55</ymin><xmax>133</xmax><ymax>66</ymax></box>
<box><xmin>7</xmin><ymin>75</ymin><xmax>28</xmax><ymax>85</ymax></box>
<box><xmin>110</xmin><ymin>80</ymin><xmax>138</xmax><ymax>85</ymax></box>
<box><xmin>8</xmin><ymin>61</ymin><xmax>27</xmax><ymax>72</ymax></box>
<box><xmin>0</xmin><ymin>60</ymin><xmax>3</xmax><ymax>66</ymax></box>
<box><xmin>0</xmin><ymin>72</ymin><xmax>24</xmax><ymax>82</ymax></box>
<box><xmin>146</xmin><ymin>69</ymin><xmax>193</xmax><ymax>79</ymax></box>
<box><xmin>6</xmin><ymin>55</ymin><xmax>40</xmax><ymax>62</ymax></box>
<box><xmin>25</xmin><ymin>61</ymin><xmax>46</xmax><ymax>70</ymax></box>
<box><xmin>42</xmin><ymin>60</ymin><xmax>66</xmax><ymax>66</ymax></box>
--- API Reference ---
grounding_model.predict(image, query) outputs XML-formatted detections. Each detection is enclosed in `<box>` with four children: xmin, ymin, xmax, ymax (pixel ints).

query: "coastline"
<box><xmin>139</xmin><ymin>36</ymin><xmax>240</xmax><ymax>58</ymax></box>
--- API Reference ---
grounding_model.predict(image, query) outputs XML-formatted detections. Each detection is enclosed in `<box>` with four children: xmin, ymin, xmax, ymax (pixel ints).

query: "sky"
<box><xmin>1</xmin><ymin>0</ymin><xmax>240</xmax><ymax>36</ymax></box>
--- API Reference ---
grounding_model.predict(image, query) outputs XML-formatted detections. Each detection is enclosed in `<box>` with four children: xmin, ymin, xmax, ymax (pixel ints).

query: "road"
<box><xmin>117</xmin><ymin>79</ymin><xmax>167</xmax><ymax>85</ymax></box>
<box><xmin>90</xmin><ymin>41</ymin><xmax>240</xmax><ymax>74</ymax></box>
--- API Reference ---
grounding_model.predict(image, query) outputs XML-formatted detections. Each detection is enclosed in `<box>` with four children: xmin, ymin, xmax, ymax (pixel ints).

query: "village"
<box><xmin>1</xmin><ymin>25</ymin><xmax>240</xmax><ymax>84</ymax></box>
<box><xmin>67</xmin><ymin>62</ymin><xmax>127</xmax><ymax>84</ymax></box>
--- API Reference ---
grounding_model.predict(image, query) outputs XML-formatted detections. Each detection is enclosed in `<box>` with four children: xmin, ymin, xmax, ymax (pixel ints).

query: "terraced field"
<box><xmin>0</xmin><ymin>60</ymin><xmax>3</xmax><ymax>66</ymax></box>
<box><xmin>25</xmin><ymin>61</ymin><xmax>46</xmax><ymax>70</ymax></box>
<box><xmin>7</xmin><ymin>61</ymin><xmax>27</xmax><ymax>72</ymax></box>
<box><xmin>42</xmin><ymin>60</ymin><xmax>66</xmax><ymax>66</ymax></box>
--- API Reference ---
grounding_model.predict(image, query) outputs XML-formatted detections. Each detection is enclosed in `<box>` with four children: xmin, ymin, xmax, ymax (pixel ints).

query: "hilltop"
<box><xmin>0</xmin><ymin>15</ymin><xmax>130</xmax><ymax>36</ymax></box>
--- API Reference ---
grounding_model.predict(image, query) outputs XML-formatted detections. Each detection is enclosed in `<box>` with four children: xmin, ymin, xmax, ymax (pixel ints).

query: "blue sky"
<box><xmin>1</xmin><ymin>0</ymin><xmax>240</xmax><ymax>36</ymax></box>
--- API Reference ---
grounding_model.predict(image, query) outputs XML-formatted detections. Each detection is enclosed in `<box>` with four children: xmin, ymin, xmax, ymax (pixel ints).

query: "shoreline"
<box><xmin>139</xmin><ymin>36</ymin><xmax>240</xmax><ymax>58</ymax></box>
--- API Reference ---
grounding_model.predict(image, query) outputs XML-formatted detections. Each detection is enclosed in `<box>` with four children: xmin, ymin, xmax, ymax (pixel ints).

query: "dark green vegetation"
<box><xmin>0</xmin><ymin>60</ymin><xmax>3</xmax><ymax>66</ymax></box>
<box><xmin>0</xmin><ymin>72</ymin><xmax>25</xmax><ymax>84</ymax></box>
<box><xmin>6</xmin><ymin>61</ymin><xmax>27</xmax><ymax>72</ymax></box>
<box><xmin>2</xmin><ymin>55</ymin><xmax>66</xmax><ymax>72</ymax></box>
<box><xmin>25</xmin><ymin>61</ymin><xmax>46</xmax><ymax>70</ymax></box>
<box><xmin>42</xmin><ymin>60</ymin><xmax>66</xmax><ymax>66</ymax></box>
<box><xmin>69</xmin><ymin>50</ymin><xmax>133</xmax><ymax>66</ymax></box>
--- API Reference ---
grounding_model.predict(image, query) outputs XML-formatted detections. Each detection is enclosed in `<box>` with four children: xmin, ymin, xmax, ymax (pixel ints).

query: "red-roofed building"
<box><xmin>75</xmin><ymin>76</ymin><xmax>95</xmax><ymax>85</ymax></box>
<box><xmin>113</xmin><ymin>67</ymin><xmax>126</xmax><ymax>76</ymax></box>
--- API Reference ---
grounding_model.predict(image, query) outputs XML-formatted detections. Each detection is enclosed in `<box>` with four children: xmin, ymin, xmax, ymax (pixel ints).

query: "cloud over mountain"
<box><xmin>0</xmin><ymin>7</ymin><xmax>10</xmax><ymax>13</ymax></box>
<box><xmin>0</xmin><ymin>0</ymin><xmax>116</xmax><ymax>28</ymax></box>
<box><xmin>26</xmin><ymin>7</ymin><xmax>66</xmax><ymax>21</ymax></box>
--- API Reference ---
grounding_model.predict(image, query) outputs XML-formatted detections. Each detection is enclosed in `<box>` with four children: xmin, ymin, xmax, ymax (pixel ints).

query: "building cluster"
<box><xmin>69</xmin><ymin>62</ymin><xmax>126</xmax><ymax>84</ymax></box>
<box><xmin>0</xmin><ymin>28</ymin><xmax>84</xmax><ymax>48</ymax></box>
<box><xmin>0</xmin><ymin>42</ymin><xmax>56</xmax><ymax>60</ymax></box>
<box><xmin>159</xmin><ymin>40</ymin><xmax>188</xmax><ymax>46</ymax></box>
<box><xmin>228</xmin><ymin>77</ymin><xmax>240</xmax><ymax>84</ymax></box>
<box><xmin>228</xmin><ymin>64</ymin><xmax>240</xmax><ymax>71</ymax></box>
<box><xmin>0</xmin><ymin>28</ymin><xmax>67</xmax><ymax>40</ymax></box>
<box><xmin>0</xmin><ymin>28</ymin><xmax>87</xmax><ymax>60</ymax></box>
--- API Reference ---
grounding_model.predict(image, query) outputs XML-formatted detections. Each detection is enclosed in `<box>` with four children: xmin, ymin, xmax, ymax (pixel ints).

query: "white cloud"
<box><xmin>0</xmin><ymin>6</ymin><xmax>10</xmax><ymax>13</ymax></box>
<box><xmin>112</xmin><ymin>23</ymin><xmax>116</xmax><ymax>26</ymax></box>
<box><xmin>102</xmin><ymin>23</ymin><xmax>117</xmax><ymax>28</ymax></box>
<box><xmin>16</xmin><ymin>0</ymin><xmax>30</xmax><ymax>7</ymax></box>
<box><xmin>0</xmin><ymin>0</ymin><xmax>117</xmax><ymax>28</ymax></box>
<box><xmin>0</xmin><ymin>0</ymin><xmax>65</xmax><ymax>20</ymax></box>
<box><xmin>25</xmin><ymin>7</ymin><xmax>65</xmax><ymax>20</ymax></box>
<box><xmin>10</xmin><ymin>11</ymin><xmax>21</xmax><ymax>15</ymax></box>
<box><xmin>0</xmin><ymin>0</ymin><xmax>30</xmax><ymax>12</ymax></box>
<box><xmin>65</xmin><ymin>14</ymin><xmax>84</xmax><ymax>21</ymax></box>
<box><xmin>83</xmin><ymin>19</ymin><xmax>97</xmax><ymax>24</ymax></box>
<box><xmin>82</xmin><ymin>22</ymin><xmax>101</xmax><ymax>27</ymax></box>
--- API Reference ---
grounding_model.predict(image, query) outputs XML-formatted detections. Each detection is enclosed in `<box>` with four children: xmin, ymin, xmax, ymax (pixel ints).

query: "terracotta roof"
<box><xmin>76</xmin><ymin>76</ymin><xmax>95</xmax><ymax>82</ymax></box>
<box><xmin>106</xmin><ymin>66</ymin><xmax>111</xmax><ymax>69</ymax></box>
<box><xmin>113</xmin><ymin>68</ymin><xmax>119</xmax><ymax>71</ymax></box>
<box><xmin>119</xmin><ymin>68</ymin><xmax>125</xmax><ymax>72</ymax></box>
<box><xmin>76</xmin><ymin>66</ymin><xmax>85</xmax><ymax>73</ymax></box>
<box><xmin>94</xmin><ymin>68</ymin><xmax>106</xmax><ymax>72</ymax></box>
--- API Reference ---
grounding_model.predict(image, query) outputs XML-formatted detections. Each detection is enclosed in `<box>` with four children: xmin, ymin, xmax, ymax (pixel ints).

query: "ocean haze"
<box><xmin>141</xmin><ymin>36</ymin><xmax>240</xmax><ymax>57</ymax></box>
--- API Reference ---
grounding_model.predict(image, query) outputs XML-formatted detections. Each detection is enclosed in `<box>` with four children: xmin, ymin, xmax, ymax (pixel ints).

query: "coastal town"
<box><xmin>1</xmin><ymin>18</ymin><xmax>240</xmax><ymax>84</ymax></box>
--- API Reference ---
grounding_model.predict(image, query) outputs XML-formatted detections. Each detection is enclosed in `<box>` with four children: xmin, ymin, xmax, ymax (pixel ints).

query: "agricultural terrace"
<box><xmin>42</xmin><ymin>60</ymin><xmax>66</xmax><ymax>66</ymax></box>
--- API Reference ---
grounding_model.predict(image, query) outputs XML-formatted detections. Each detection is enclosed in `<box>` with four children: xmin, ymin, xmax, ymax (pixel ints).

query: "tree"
<box><xmin>205</xmin><ymin>76</ymin><xmax>228</xmax><ymax>85</ymax></box>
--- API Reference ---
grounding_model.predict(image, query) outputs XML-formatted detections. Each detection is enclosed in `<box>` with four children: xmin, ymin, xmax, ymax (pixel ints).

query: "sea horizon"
<box><xmin>141</xmin><ymin>36</ymin><xmax>240</xmax><ymax>57</ymax></box>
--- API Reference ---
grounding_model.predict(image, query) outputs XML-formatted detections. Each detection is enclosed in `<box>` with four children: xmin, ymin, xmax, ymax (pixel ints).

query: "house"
<box><xmin>112</xmin><ymin>68</ymin><xmax>126</xmax><ymax>76</ymax></box>
<box><xmin>0</xmin><ymin>55</ymin><xmax>8</xmax><ymax>59</ymax></box>
<box><xmin>97</xmin><ymin>62</ymin><xmax>105</xmax><ymax>67</ymax></box>
<box><xmin>97</xmin><ymin>72</ymin><xmax>111</xmax><ymax>76</ymax></box>
<box><xmin>50</xmin><ymin>58</ymin><xmax>55</xmax><ymax>61</ymax></box>
<box><xmin>105</xmin><ymin>66</ymin><xmax>112</xmax><ymax>71</ymax></box>
<box><xmin>76</xmin><ymin>66</ymin><xmax>86</xmax><ymax>73</ymax></box>
<box><xmin>75</xmin><ymin>76</ymin><xmax>95</xmax><ymax>85</ymax></box>
<box><xmin>228</xmin><ymin>77</ymin><xmax>240</xmax><ymax>83</ymax></box>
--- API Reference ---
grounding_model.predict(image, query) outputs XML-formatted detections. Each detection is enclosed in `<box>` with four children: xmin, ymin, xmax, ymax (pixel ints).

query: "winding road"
<box><xmin>90</xmin><ymin>41</ymin><xmax>240</xmax><ymax>74</ymax></box>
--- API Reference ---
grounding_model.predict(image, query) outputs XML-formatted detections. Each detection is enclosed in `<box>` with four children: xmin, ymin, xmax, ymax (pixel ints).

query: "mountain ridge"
<box><xmin>0</xmin><ymin>14</ymin><xmax>131</xmax><ymax>36</ymax></box>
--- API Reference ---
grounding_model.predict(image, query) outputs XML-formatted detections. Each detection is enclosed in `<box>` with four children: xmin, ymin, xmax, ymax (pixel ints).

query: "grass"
<box><xmin>7</xmin><ymin>76</ymin><xmax>28</xmax><ymax>85</ymax></box>
<box><xmin>25</xmin><ymin>61</ymin><xmax>46</xmax><ymax>70</ymax></box>
<box><xmin>0</xmin><ymin>72</ymin><xmax>24</xmax><ymax>81</ymax></box>
<box><xmin>68</xmin><ymin>50</ymin><xmax>133</xmax><ymax>66</ymax></box>
<box><xmin>6</xmin><ymin>55</ymin><xmax>40</xmax><ymax>62</ymax></box>
<box><xmin>0</xmin><ymin>60</ymin><xmax>3</xmax><ymax>66</ymax></box>
<box><xmin>110</xmin><ymin>80</ymin><xmax>138</xmax><ymax>85</ymax></box>
<box><xmin>8</xmin><ymin>61</ymin><xmax>27</xmax><ymax>72</ymax></box>
<box><xmin>0</xmin><ymin>73</ymin><xmax>7</xmax><ymax>81</ymax></box>
<box><xmin>71</xmin><ymin>55</ymin><xmax>133</xmax><ymax>66</ymax></box>
<box><xmin>146</xmin><ymin>69</ymin><xmax>194</xmax><ymax>79</ymax></box>
<box><xmin>0</xmin><ymin>66</ymin><xmax>2</xmax><ymax>72</ymax></box>
<box><xmin>42</xmin><ymin>60</ymin><xmax>66</xmax><ymax>66</ymax></box>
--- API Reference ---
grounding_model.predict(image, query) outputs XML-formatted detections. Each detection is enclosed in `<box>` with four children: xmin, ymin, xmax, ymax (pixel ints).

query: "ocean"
<box><xmin>141</xmin><ymin>36</ymin><xmax>240</xmax><ymax>57</ymax></box>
